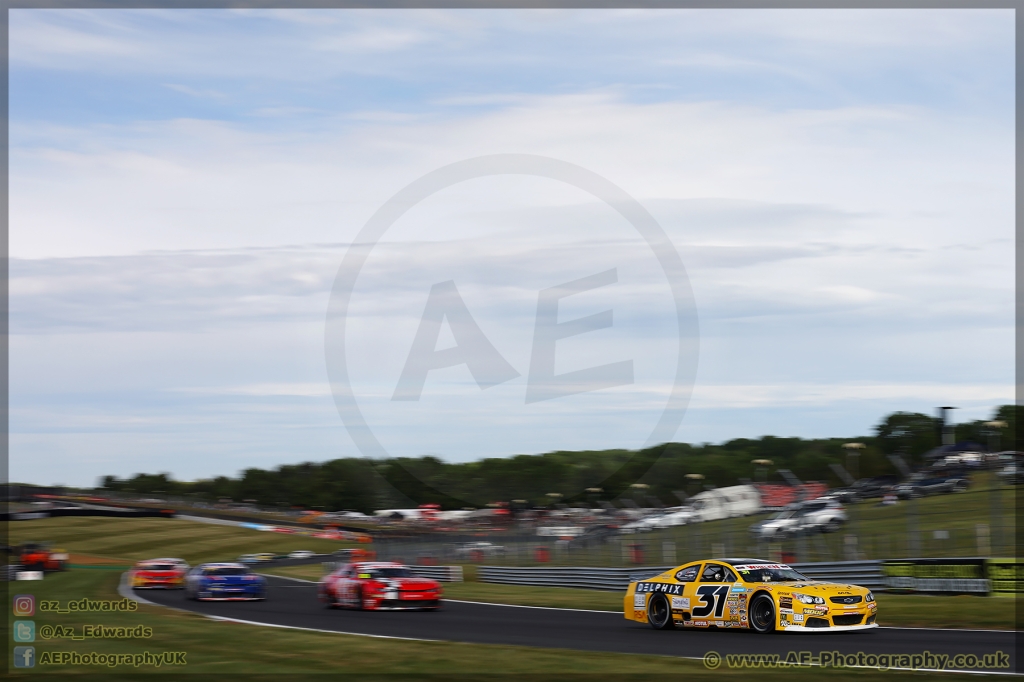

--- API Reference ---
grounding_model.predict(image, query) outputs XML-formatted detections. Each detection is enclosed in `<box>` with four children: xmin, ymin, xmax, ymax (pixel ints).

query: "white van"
<box><xmin>687</xmin><ymin>485</ymin><xmax>761</xmax><ymax>522</ymax></box>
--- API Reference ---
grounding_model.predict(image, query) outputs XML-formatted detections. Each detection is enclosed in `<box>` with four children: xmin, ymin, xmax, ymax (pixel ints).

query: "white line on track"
<box><xmin>124</xmin><ymin>573</ymin><xmax>1019</xmax><ymax>675</ymax></box>
<box><xmin>203</xmin><ymin>615</ymin><xmax>443</xmax><ymax>642</ymax></box>
<box><xmin>445</xmin><ymin>599</ymin><xmax>619</xmax><ymax>614</ymax></box>
<box><xmin>258</xmin><ymin>575</ymin><xmax>1018</xmax><ymax>628</ymax></box>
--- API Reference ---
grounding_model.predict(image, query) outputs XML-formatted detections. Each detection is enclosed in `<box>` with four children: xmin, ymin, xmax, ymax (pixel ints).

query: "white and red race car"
<box><xmin>318</xmin><ymin>561</ymin><xmax>442</xmax><ymax>611</ymax></box>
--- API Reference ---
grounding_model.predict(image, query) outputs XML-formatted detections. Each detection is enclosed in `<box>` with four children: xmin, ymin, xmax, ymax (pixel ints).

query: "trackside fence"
<box><xmin>479</xmin><ymin>560</ymin><xmax>884</xmax><ymax>592</ymax></box>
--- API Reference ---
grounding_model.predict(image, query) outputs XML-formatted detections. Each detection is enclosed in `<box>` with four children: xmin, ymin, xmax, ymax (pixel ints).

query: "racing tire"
<box><xmin>324</xmin><ymin>588</ymin><xmax>337</xmax><ymax>609</ymax></box>
<box><xmin>749</xmin><ymin>594</ymin><xmax>776</xmax><ymax>634</ymax></box>
<box><xmin>824</xmin><ymin>519</ymin><xmax>842</xmax><ymax>533</ymax></box>
<box><xmin>647</xmin><ymin>593</ymin><xmax>674</xmax><ymax>630</ymax></box>
<box><xmin>355</xmin><ymin>586</ymin><xmax>366</xmax><ymax>611</ymax></box>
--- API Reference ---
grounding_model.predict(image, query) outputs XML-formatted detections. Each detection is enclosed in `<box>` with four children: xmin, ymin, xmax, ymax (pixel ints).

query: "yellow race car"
<box><xmin>625</xmin><ymin>558</ymin><xmax>877</xmax><ymax>633</ymax></box>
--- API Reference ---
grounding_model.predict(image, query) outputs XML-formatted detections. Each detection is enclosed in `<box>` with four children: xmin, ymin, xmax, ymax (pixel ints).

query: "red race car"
<box><xmin>130</xmin><ymin>559</ymin><xmax>188</xmax><ymax>589</ymax></box>
<box><xmin>318</xmin><ymin>561</ymin><xmax>442</xmax><ymax>611</ymax></box>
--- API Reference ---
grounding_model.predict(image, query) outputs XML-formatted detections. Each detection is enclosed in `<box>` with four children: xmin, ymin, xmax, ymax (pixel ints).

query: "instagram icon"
<box><xmin>13</xmin><ymin>595</ymin><xmax>35</xmax><ymax>617</ymax></box>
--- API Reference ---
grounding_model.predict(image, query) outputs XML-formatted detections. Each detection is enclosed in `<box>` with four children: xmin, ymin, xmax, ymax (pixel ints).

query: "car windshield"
<box><xmin>360</xmin><ymin>567</ymin><xmax>414</xmax><ymax>579</ymax></box>
<box><xmin>140</xmin><ymin>564</ymin><xmax>177</xmax><ymax>571</ymax></box>
<box><xmin>205</xmin><ymin>567</ymin><xmax>250</xmax><ymax>576</ymax></box>
<box><xmin>733</xmin><ymin>564</ymin><xmax>809</xmax><ymax>583</ymax></box>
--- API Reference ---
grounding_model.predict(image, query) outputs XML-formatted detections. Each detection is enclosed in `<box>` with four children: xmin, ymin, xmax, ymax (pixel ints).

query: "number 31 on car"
<box><xmin>625</xmin><ymin>558</ymin><xmax>877</xmax><ymax>632</ymax></box>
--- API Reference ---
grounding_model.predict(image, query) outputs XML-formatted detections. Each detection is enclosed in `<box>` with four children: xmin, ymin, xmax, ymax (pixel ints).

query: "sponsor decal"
<box><xmin>868</xmin><ymin>603</ymin><xmax>877</xmax><ymax>612</ymax></box>
<box><xmin>793</xmin><ymin>614</ymin><xmax>804</xmax><ymax>622</ymax></box>
<box><xmin>844</xmin><ymin>604</ymin><xmax>858</xmax><ymax>610</ymax></box>
<box><xmin>731</xmin><ymin>584</ymin><xmax>746</xmax><ymax>593</ymax></box>
<box><xmin>682</xmin><ymin>620</ymin><xmax>695</xmax><ymax>627</ymax></box>
<box><xmin>670</xmin><ymin>596</ymin><xmax>690</xmax><ymax>610</ymax></box>
<box><xmin>779</xmin><ymin>596</ymin><xmax>793</xmax><ymax>610</ymax></box>
<box><xmin>804</xmin><ymin>607</ymin><xmax>828</xmax><ymax>616</ymax></box>
<box><xmin>733</xmin><ymin>564</ymin><xmax>791</xmax><ymax>571</ymax></box>
<box><xmin>633</xmin><ymin>594</ymin><xmax>646</xmax><ymax>608</ymax></box>
<box><xmin>780</xmin><ymin>618</ymin><xmax>789</xmax><ymax>627</ymax></box>
<box><xmin>635</xmin><ymin>582</ymin><xmax>683</xmax><ymax>595</ymax></box>
<box><xmin>634</xmin><ymin>609</ymin><xmax>646</xmax><ymax>619</ymax></box>
<box><xmin>674</xmin><ymin>566</ymin><xmax>700</xmax><ymax>582</ymax></box>
<box><xmin>780</xmin><ymin>608</ymin><xmax>793</xmax><ymax>615</ymax></box>
<box><xmin>692</xmin><ymin>620</ymin><xmax>709</xmax><ymax>627</ymax></box>
<box><xmin>739</xmin><ymin>609</ymin><xmax>747</xmax><ymax>616</ymax></box>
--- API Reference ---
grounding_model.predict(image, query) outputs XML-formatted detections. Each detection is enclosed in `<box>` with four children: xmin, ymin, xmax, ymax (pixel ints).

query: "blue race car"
<box><xmin>185</xmin><ymin>563</ymin><xmax>266</xmax><ymax>601</ymax></box>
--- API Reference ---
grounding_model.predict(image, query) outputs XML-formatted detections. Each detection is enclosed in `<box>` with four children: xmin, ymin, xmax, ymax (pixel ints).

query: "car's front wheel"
<box><xmin>647</xmin><ymin>593</ymin><xmax>674</xmax><ymax>630</ymax></box>
<box><xmin>749</xmin><ymin>594</ymin><xmax>776</xmax><ymax>634</ymax></box>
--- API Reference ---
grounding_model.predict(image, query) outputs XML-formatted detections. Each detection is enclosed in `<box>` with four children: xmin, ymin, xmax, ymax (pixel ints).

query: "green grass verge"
<box><xmin>262</xmin><ymin>565</ymin><xmax>1016</xmax><ymax>630</ymax></box>
<box><xmin>8</xmin><ymin>516</ymin><xmax>359</xmax><ymax>566</ymax></box>
<box><xmin>7</xmin><ymin>568</ymin><xmax>917</xmax><ymax>679</ymax></box>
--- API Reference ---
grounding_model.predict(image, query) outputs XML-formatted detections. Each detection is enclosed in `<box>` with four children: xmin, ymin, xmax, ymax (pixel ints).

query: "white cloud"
<box><xmin>7</xmin><ymin>9</ymin><xmax>1014</xmax><ymax>486</ymax></box>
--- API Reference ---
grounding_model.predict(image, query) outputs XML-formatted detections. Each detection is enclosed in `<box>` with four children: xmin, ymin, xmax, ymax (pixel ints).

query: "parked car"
<box><xmin>620</xmin><ymin>507</ymin><xmax>695</xmax><ymax>533</ymax></box>
<box><xmin>847</xmin><ymin>475</ymin><xmax>901</xmax><ymax>502</ymax></box>
<box><xmin>895</xmin><ymin>471</ymin><xmax>970</xmax><ymax>499</ymax></box>
<box><xmin>997</xmin><ymin>462</ymin><xmax>1024</xmax><ymax>485</ymax></box>
<box><xmin>750</xmin><ymin>498</ymin><xmax>847</xmax><ymax>540</ymax></box>
<box><xmin>453</xmin><ymin>542</ymin><xmax>505</xmax><ymax>559</ymax></box>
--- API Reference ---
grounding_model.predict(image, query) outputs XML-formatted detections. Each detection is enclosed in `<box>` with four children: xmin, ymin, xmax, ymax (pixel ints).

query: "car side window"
<box><xmin>674</xmin><ymin>565</ymin><xmax>699</xmax><ymax>582</ymax></box>
<box><xmin>700</xmin><ymin>564</ymin><xmax>728</xmax><ymax>582</ymax></box>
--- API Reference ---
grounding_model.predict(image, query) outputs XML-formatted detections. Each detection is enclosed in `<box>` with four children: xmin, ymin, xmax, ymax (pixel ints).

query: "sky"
<box><xmin>8</xmin><ymin>9</ymin><xmax>1015</xmax><ymax>488</ymax></box>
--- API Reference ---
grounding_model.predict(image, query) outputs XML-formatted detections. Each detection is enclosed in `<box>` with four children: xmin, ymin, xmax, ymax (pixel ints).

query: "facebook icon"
<box><xmin>13</xmin><ymin>646</ymin><xmax>35</xmax><ymax>668</ymax></box>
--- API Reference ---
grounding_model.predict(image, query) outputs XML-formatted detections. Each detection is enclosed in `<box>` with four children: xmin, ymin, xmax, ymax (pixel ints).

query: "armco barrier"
<box><xmin>321</xmin><ymin>562</ymin><xmax>463</xmax><ymax>582</ymax></box>
<box><xmin>479</xmin><ymin>560</ymin><xmax>884</xmax><ymax>592</ymax></box>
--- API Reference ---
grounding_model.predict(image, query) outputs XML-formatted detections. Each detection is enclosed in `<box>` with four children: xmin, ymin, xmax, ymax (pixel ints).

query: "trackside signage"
<box><xmin>881</xmin><ymin>559</ymin><xmax>989</xmax><ymax>594</ymax></box>
<box><xmin>985</xmin><ymin>558</ymin><xmax>1023</xmax><ymax>596</ymax></box>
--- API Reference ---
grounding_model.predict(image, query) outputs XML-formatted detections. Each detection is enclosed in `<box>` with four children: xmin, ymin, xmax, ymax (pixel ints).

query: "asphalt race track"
<box><xmin>131</xmin><ymin>575</ymin><xmax>1015</xmax><ymax>670</ymax></box>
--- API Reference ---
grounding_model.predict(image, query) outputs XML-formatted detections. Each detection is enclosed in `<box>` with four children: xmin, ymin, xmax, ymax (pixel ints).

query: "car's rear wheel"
<box><xmin>355</xmin><ymin>586</ymin><xmax>366</xmax><ymax>611</ymax></box>
<box><xmin>647</xmin><ymin>593</ymin><xmax>674</xmax><ymax>630</ymax></box>
<box><xmin>749</xmin><ymin>594</ymin><xmax>776</xmax><ymax>634</ymax></box>
<box><xmin>824</xmin><ymin>519</ymin><xmax>842</xmax><ymax>533</ymax></box>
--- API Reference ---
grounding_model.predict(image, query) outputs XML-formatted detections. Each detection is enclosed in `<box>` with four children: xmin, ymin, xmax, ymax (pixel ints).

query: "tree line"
<box><xmin>99</xmin><ymin>405</ymin><xmax>1018</xmax><ymax>513</ymax></box>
